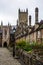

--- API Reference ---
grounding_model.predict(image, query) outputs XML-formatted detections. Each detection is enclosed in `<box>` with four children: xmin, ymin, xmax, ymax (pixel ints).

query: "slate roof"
<box><xmin>29</xmin><ymin>26</ymin><xmax>35</xmax><ymax>34</ymax></box>
<box><xmin>29</xmin><ymin>20</ymin><xmax>43</xmax><ymax>34</ymax></box>
<box><xmin>35</xmin><ymin>20</ymin><xmax>43</xmax><ymax>31</ymax></box>
<box><xmin>40</xmin><ymin>24</ymin><xmax>43</xmax><ymax>29</ymax></box>
<box><xmin>40</xmin><ymin>20</ymin><xmax>43</xmax><ymax>24</ymax></box>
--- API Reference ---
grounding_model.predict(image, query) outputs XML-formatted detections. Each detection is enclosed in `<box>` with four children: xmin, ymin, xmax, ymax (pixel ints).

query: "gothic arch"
<box><xmin>3</xmin><ymin>42</ymin><xmax>7</xmax><ymax>47</ymax></box>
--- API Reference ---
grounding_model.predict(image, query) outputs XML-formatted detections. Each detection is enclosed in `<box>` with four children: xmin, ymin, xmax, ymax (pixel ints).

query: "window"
<box><xmin>5</xmin><ymin>30</ymin><xmax>7</xmax><ymax>36</ymax></box>
<box><xmin>38</xmin><ymin>31</ymin><xmax>40</xmax><ymax>38</ymax></box>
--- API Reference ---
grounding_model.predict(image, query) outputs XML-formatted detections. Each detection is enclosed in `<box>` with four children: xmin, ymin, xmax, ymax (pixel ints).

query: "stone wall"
<box><xmin>16</xmin><ymin>48</ymin><xmax>43</xmax><ymax>65</ymax></box>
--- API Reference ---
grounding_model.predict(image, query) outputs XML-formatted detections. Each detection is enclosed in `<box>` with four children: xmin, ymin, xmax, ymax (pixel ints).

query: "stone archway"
<box><xmin>3</xmin><ymin>42</ymin><xmax>7</xmax><ymax>47</ymax></box>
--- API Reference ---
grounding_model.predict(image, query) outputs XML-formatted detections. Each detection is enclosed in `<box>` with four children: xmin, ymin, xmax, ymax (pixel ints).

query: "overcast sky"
<box><xmin>0</xmin><ymin>0</ymin><xmax>43</xmax><ymax>25</ymax></box>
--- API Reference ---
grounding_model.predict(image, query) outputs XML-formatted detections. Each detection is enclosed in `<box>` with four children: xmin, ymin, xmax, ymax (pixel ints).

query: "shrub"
<box><xmin>16</xmin><ymin>40</ymin><xmax>43</xmax><ymax>52</ymax></box>
<box><xmin>31</xmin><ymin>41</ymin><xmax>43</xmax><ymax>49</ymax></box>
<box><xmin>16</xmin><ymin>40</ymin><xmax>26</xmax><ymax>49</ymax></box>
<box><xmin>23</xmin><ymin>45</ymin><xmax>32</xmax><ymax>51</ymax></box>
<box><xmin>16</xmin><ymin>45</ymin><xmax>20</xmax><ymax>50</ymax></box>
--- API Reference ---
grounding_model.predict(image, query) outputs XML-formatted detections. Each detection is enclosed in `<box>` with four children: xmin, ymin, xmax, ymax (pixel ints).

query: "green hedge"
<box><xmin>16</xmin><ymin>41</ymin><xmax>43</xmax><ymax>52</ymax></box>
<box><xmin>16</xmin><ymin>40</ymin><xmax>26</xmax><ymax>49</ymax></box>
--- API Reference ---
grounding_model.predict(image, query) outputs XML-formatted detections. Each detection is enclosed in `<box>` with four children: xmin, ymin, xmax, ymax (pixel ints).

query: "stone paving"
<box><xmin>0</xmin><ymin>48</ymin><xmax>22</xmax><ymax>65</ymax></box>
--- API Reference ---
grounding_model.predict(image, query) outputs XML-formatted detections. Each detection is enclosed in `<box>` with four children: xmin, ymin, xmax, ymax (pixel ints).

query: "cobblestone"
<box><xmin>0</xmin><ymin>48</ymin><xmax>22</xmax><ymax>65</ymax></box>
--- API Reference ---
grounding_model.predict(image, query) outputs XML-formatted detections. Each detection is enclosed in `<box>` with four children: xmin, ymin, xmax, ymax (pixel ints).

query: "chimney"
<box><xmin>17</xmin><ymin>20</ymin><xmax>19</xmax><ymax>26</ymax></box>
<box><xmin>19</xmin><ymin>8</ymin><xmax>20</xmax><ymax>13</ymax></box>
<box><xmin>18</xmin><ymin>8</ymin><xmax>20</xmax><ymax>25</ymax></box>
<box><xmin>35</xmin><ymin>7</ymin><xmax>38</xmax><ymax>24</ymax></box>
<box><xmin>1</xmin><ymin>21</ymin><xmax>3</xmax><ymax>26</ymax></box>
<box><xmin>29</xmin><ymin>15</ymin><xmax>31</xmax><ymax>26</ymax></box>
<box><xmin>8</xmin><ymin>22</ymin><xmax>9</xmax><ymax>26</ymax></box>
<box><xmin>26</xmin><ymin>8</ymin><xmax>28</xmax><ymax>14</ymax></box>
<box><xmin>1</xmin><ymin>21</ymin><xmax>3</xmax><ymax>29</ymax></box>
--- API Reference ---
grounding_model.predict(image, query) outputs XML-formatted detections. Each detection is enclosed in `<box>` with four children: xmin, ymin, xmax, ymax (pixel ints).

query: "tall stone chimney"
<box><xmin>26</xmin><ymin>8</ymin><xmax>28</xmax><ymax>14</ymax></box>
<box><xmin>1</xmin><ymin>21</ymin><xmax>3</xmax><ymax>26</ymax></box>
<box><xmin>19</xmin><ymin>8</ymin><xmax>20</xmax><ymax>13</ymax></box>
<box><xmin>8</xmin><ymin>22</ymin><xmax>9</xmax><ymax>26</ymax></box>
<box><xmin>29</xmin><ymin>15</ymin><xmax>31</xmax><ymax>26</ymax></box>
<box><xmin>35</xmin><ymin>7</ymin><xmax>38</xmax><ymax>24</ymax></box>
<box><xmin>1</xmin><ymin>21</ymin><xmax>3</xmax><ymax>29</ymax></box>
<box><xmin>17</xmin><ymin>20</ymin><xmax>19</xmax><ymax>26</ymax></box>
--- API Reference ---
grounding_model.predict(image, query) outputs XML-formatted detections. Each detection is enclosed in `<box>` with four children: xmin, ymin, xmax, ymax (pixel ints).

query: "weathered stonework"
<box><xmin>0</xmin><ymin>23</ymin><xmax>12</xmax><ymax>47</ymax></box>
<box><xmin>2</xmin><ymin>26</ymin><xmax>10</xmax><ymax>47</ymax></box>
<box><xmin>15</xmin><ymin>7</ymin><xmax>43</xmax><ymax>44</ymax></box>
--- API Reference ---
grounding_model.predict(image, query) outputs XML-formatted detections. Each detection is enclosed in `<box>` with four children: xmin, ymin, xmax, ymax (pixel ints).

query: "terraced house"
<box><xmin>15</xmin><ymin>7</ymin><xmax>43</xmax><ymax>44</ymax></box>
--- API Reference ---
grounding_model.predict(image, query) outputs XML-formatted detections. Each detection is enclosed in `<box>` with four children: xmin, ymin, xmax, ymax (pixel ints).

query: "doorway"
<box><xmin>3</xmin><ymin>42</ymin><xmax>7</xmax><ymax>47</ymax></box>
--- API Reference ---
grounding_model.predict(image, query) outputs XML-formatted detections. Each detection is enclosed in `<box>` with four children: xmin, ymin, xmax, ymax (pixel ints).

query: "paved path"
<box><xmin>0</xmin><ymin>48</ymin><xmax>22</xmax><ymax>65</ymax></box>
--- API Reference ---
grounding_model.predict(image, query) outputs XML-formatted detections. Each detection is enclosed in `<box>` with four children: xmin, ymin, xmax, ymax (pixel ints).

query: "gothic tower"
<box><xmin>18</xmin><ymin>8</ymin><xmax>28</xmax><ymax>25</ymax></box>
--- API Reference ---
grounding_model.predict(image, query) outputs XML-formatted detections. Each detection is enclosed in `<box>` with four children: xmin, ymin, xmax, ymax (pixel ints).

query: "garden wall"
<box><xmin>16</xmin><ymin>48</ymin><xmax>43</xmax><ymax>65</ymax></box>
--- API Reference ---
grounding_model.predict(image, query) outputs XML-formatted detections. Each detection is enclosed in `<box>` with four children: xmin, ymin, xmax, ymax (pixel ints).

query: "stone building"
<box><xmin>18</xmin><ymin>9</ymin><xmax>28</xmax><ymax>25</ymax></box>
<box><xmin>15</xmin><ymin>7</ymin><xmax>43</xmax><ymax>44</ymax></box>
<box><xmin>0</xmin><ymin>22</ymin><xmax>13</xmax><ymax>47</ymax></box>
<box><xmin>15</xmin><ymin>8</ymin><xmax>28</xmax><ymax>43</ymax></box>
<box><xmin>0</xmin><ymin>30</ymin><xmax>2</xmax><ymax>46</ymax></box>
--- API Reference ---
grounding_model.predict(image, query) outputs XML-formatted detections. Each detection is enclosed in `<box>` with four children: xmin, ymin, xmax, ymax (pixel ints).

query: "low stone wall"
<box><xmin>16</xmin><ymin>48</ymin><xmax>31</xmax><ymax>65</ymax></box>
<box><xmin>16</xmin><ymin>48</ymin><xmax>43</xmax><ymax>65</ymax></box>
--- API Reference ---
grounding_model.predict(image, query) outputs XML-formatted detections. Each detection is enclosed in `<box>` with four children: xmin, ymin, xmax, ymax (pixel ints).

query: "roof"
<box><xmin>38</xmin><ymin>20</ymin><xmax>43</xmax><ymax>29</ymax></box>
<box><xmin>35</xmin><ymin>21</ymin><xmax>43</xmax><ymax>31</ymax></box>
<box><xmin>29</xmin><ymin>26</ymin><xmax>35</xmax><ymax>34</ymax></box>
<box><xmin>40</xmin><ymin>20</ymin><xmax>43</xmax><ymax>24</ymax></box>
<box><xmin>39</xmin><ymin>24</ymin><xmax>43</xmax><ymax>29</ymax></box>
<box><xmin>0</xmin><ymin>30</ymin><xmax>2</xmax><ymax>34</ymax></box>
<box><xmin>29</xmin><ymin>20</ymin><xmax>43</xmax><ymax>34</ymax></box>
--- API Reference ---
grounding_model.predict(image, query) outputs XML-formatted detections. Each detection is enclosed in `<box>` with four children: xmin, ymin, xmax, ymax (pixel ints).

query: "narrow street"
<box><xmin>0</xmin><ymin>48</ymin><xmax>22</xmax><ymax>65</ymax></box>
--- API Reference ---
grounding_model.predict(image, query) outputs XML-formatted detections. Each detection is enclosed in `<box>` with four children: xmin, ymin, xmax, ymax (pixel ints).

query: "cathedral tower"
<box><xmin>18</xmin><ymin>8</ymin><xmax>28</xmax><ymax>25</ymax></box>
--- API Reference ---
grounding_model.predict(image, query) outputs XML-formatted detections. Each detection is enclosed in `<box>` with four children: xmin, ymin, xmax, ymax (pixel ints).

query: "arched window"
<box><xmin>38</xmin><ymin>31</ymin><xmax>40</xmax><ymax>38</ymax></box>
<box><xmin>5</xmin><ymin>30</ymin><xmax>7</xmax><ymax>36</ymax></box>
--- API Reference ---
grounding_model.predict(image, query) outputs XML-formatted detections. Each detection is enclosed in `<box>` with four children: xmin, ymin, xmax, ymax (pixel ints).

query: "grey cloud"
<box><xmin>0</xmin><ymin>0</ymin><xmax>43</xmax><ymax>25</ymax></box>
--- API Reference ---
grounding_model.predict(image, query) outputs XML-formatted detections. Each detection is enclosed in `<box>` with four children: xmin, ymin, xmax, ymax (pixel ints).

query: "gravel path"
<box><xmin>0</xmin><ymin>48</ymin><xmax>22</xmax><ymax>65</ymax></box>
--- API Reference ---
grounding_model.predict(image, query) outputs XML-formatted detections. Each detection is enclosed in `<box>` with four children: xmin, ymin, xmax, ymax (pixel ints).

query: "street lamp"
<box><xmin>12</xmin><ymin>28</ymin><xmax>16</xmax><ymax>57</ymax></box>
